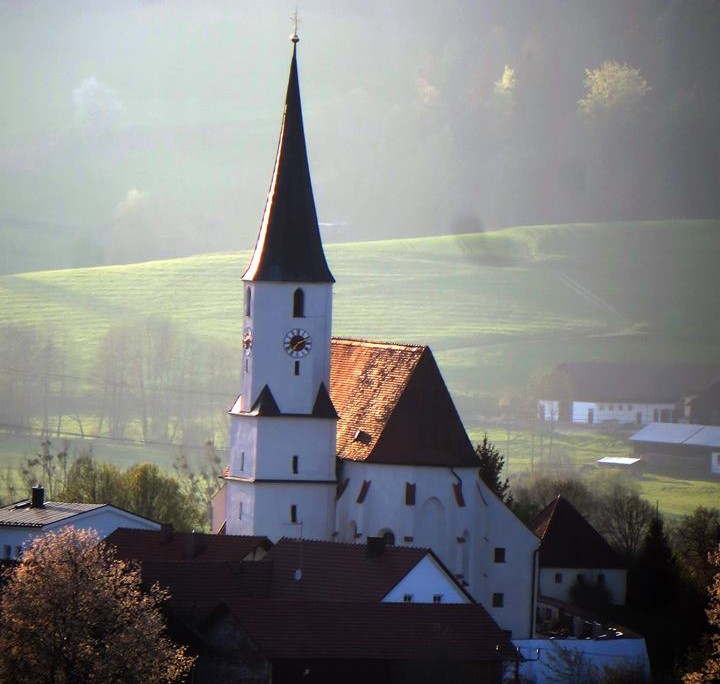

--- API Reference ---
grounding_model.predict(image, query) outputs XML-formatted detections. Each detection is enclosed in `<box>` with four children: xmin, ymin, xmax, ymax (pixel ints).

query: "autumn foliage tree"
<box><xmin>684</xmin><ymin>546</ymin><xmax>720</xmax><ymax>684</ymax></box>
<box><xmin>0</xmin><ymin>527</ymin><xmax>194</xmax><ymax>683</ymax></box>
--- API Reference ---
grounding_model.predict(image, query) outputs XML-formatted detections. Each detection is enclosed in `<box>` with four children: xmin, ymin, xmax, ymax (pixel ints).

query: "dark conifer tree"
<box><xmin>475</xmin><ymin>434</ymin><xmax>513</xmax><ymax>506</ymax></box>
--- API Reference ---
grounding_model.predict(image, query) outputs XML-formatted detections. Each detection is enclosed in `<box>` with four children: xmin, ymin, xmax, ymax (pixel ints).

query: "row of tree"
<box><xmin>0</xmin><ymin>318</ymin><xmax>235</xmax><ymax>448</ymax></box>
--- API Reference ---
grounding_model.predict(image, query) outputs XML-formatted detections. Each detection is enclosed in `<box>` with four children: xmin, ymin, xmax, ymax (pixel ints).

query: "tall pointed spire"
<box><xmin>243</xmin><ymin>36</ymin><xmax>334</xmax><ymax>283</ymax></box>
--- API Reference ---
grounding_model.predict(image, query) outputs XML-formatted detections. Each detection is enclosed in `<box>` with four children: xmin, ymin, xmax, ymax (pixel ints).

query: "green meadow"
<box><xmin>1</xmin><ymin>219</ymin><xmax>719</xmax><ymax>515</ymax></box>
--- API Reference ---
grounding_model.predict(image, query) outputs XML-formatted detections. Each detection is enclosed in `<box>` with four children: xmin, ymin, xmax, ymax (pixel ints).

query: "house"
<box><xmin>629</xmin><ymin>422</ymin><xmax>720</xmax><ymax>477</ymax></box>
<box><xmin>109</xmin><ymin>528</ymin><xmax>518</xmax><ymax>683</ymax></box>
<box><xmin>528</xmin><ymin>495</ymin><xmax>627</xmax><ymax>608</ymax></box>
<box><xmin>0</xmin><ymin>485</ymin><xmax>160</xmax><ymax>560</ymax></box>
<box><xmin>537</xmin><ymin>361</ymin><xmax>718</xmax><ymax>425</ymax></box>
<box><xmin>210</xmin><ymin>32</ymin><xmax>539</xmax><ymax>639</ymax></box>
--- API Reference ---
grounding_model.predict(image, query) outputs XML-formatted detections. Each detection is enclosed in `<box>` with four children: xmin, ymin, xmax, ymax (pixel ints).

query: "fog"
<box><xmin>1</xmin><ymin>0</ymin><xmax>718</xmax><ymax>272</ymax></box>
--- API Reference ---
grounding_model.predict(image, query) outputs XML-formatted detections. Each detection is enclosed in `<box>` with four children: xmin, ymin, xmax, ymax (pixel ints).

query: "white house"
<box><xmin>210</xmin><ymin>39</ymin><xmax>539</xmax><ymax>639</ymax></box>
<box><xmin>0</xmin><ymin>485</ymin><xmax>160</xmax><ymax>560</ymax></box>
<box><xmin>528</xmin><ymin>495</ymin><xmax>627</xmax><ymax>608</ymax></box>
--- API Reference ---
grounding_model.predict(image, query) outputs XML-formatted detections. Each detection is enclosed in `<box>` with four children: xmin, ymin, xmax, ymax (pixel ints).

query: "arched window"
<box><xmin>293</xmin><ymin>288</ymin><xmax>304</xmax><ymax>317</ymax></box>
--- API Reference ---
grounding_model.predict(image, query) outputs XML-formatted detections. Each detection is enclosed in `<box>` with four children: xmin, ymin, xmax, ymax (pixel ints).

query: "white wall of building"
<box><xmin>335</xmin><ymin>461</ymin><xmax>539</xmax><ymax>638</ymax></box>
<box><xmin>0</xmin><ymin>507</ymin><xmax>160</xmax><ymax>560</ymax></box>
<box><xmin>224</xmin><ymin>480</ymin><xmax>336</xmax><ymax>541</ymax></box>
<box><xmin>538</xmin><ymin>567</ymin><xmax>627</xmax><ymax>606</ymax></box>
<box><xmin>382</xmin><ymin>554</ymin><xmax>471</xmax><ymax>604</ymax></box>
<box><xmin>571</xmin><ymin>401</ymin><xmax>675</xmax><ymax>425</ymax></box>
<box><xmin>513</xmin><ymin>637</ymin><xmax>651</xmax><ymax>683</ymax></box>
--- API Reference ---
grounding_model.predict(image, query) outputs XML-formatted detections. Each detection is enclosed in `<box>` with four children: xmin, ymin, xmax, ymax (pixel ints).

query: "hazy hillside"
<box><xmin>2</xmin><ymin>219</ymin><xmax>718</xmax><ymax>432</ymax></box>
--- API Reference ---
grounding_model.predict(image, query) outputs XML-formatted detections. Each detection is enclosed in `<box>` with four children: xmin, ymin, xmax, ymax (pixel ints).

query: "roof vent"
<box><xmin>353</xmin><ymin>430</ymin><xmax>372</xmax><ymax>445</ymax></box>
<box><xmin>30</xmin><ymin>485</ymin><xmax>45</xmax><ymax>509</ymax></box>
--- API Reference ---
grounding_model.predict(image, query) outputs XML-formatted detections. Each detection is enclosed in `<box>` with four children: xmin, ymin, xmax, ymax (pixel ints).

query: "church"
<box><xmin>211</xmin><ymin>34</ymin><xmax>539</xmax><ymax>639</ymax></box>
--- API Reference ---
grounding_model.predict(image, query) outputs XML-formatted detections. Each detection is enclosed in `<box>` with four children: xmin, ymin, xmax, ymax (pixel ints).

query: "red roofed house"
<box><xmin>108</xmin><ymin>528</ymin><xmax>517</xmax><ymax>683</ymax></box>
<box><xmin>528</xmin><ymin>496</ymin><xmax>627</xmax><ymax>610</ymax></box>
<box><xmin>211</xmin><ymin>36</ymin><xmax>539</xmax><ymax>639</ymax></box>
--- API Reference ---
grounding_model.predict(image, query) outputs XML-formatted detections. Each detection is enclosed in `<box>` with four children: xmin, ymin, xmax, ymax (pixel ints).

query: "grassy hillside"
<box><xmin>2</xmin><ymin>219</ymin><xmax>719</xmax><ymax>515</ymax></box>
<box><xmin>2</xmin><ymin>219</ymin><xmax>719</xmax><ymax>411</ymax></box>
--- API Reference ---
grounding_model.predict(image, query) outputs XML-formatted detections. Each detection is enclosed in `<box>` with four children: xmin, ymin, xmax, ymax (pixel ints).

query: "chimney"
<box><xmin>366</xmin><ymin>536</ymin><xmax>386</xmax><ymax>559</ymax></box>
<box><xmin>184</xmin><ymin>531</ymin><xmax>206</xmax><ymax>560</ymax></box>
<box><xmin>30</xmin><ymin>485</ymin><xmax>45</xmax><ymax>509</ymax></box>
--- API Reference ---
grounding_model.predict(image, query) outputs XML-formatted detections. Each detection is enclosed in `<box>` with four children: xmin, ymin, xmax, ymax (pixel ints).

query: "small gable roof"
<box><xmin>330</xmin><ymin>338</ymin><xmax>478</xmax><ymax>467</ymax></box>
<box><xmin>529</xmin><ymin>496</ymin><xmax>625</xmax><ymax>570</ymax></box>
<box><xmin>630</xmin><ymin>422</ymin><xmax>720</xmax><ymax>448</ymax></box>
<box><xmin>263</xmin><ymin>537</ymin><xmax>468</xmax><ymax>603</ymax></box>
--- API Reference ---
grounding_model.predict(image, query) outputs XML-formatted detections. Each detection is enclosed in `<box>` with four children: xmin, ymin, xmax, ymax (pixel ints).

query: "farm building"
<box><xmin>537</xmin><ymin>362</ymin><xmax>719</xmax><ymax>425</ymax></box>
<box><xmin>629</xmin><ymin>423</ymin><xmax>720</xmax><ymax>477</ymax></box>
<box><xmin>680</xmin><ymin>377</ymin><xmax>720</xmax><ymax>426</ymax></box>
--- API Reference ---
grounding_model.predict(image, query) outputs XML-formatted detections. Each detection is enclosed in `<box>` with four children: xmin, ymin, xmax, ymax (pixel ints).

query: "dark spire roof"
<box><xmin>312</xmin><ymin>382</ymin><xmax>339</xmax><ymax>419</ymax></box>
<box><xmin>250</xmin><ymin>385</ymin><xmax>281</xmax><ymax>416</ymax></box>
<box><xmin>243</xmin><ymin>42</ymin><xmax>334</xmax><ymax>283</ymax></box>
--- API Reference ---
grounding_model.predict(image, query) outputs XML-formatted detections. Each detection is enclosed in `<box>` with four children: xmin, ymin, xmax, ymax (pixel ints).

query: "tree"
<box><xmin>673</xmin><ymin>507</ymin><xmax>720</xmax><ymax>587</ymax></box>
<box><xmin>684</xmin><ymin>546</ymin><xmax>720</xmax><ymax>683</ymax></box>
<box><xmin>628</xmin><ymin>513</ymin><xmax>678</xmax><ymax>609</ymax></box>
<box><xmin>578</xmin><ymin>61</ymin><xmax>651</xmax><ymax>123</ymax></box>
<box><xmin>60</xmin><ymin>457</ymin><xmax>206</xmax><ymax>532</ymax></box>
<box><xmin>592</xmin><ymin>476</ymin><xmax>654</xmax><ymax>561</ymax></box>
<box><xmin>0</xmin><ymin>527</ymin><xmax>194</xmax><ymax>683</ymax></box>
<box><xmin>475</xmin><ymin>434</ymin><xmax>512</xmax><ymax>505</ymax></box>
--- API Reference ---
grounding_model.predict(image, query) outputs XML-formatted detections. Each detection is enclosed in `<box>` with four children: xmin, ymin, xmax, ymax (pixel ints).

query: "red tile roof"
<box><xmin>330</xmin><ymin>338</ymin><xmax>479</xmax><ymax>467</ymax></box>
<box><xmin>106</xmin><ymin>527</ymin><xmax>271</xmax><ymax>566</ymax></box>
<box><xmin>225</xmin><ymin>600</ymin><xmax>517</xmax><ymax>662</ymax></box>
<box><xmin>264</xmin><ymin>537</ymin><xmax>435</xmax><ymax>602</ymax></box>
<box><xmin>529</xmin><ymin>496</ymin><xmax>625</xmax><ymax>569</ymax></box>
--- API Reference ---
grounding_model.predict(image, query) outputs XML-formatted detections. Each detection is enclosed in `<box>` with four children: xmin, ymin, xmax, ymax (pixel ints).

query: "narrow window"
<box><xmin>290</xmin><ymin>504</ymin><xmax>298</xmax><ymax>523</ymax></box>
<box><xmin>292</xmin><ymin>455</ymin><xmax>299</xmax><ymax>474</ymax></box>
<box><xmin>382</xmin><ymin>530</ymin><xmax>395</xmax><ymax>546</ymax></box>
<box><xmin>238</xmin><ymin>502</ymin><xmax>243</xmax><ymax>520</ymax></box>
<box><xmin>432</xmin><ymin>594</ymin><xmax>443</xmax><ymax>604</ymax></box>
<box><xmin>492</xmin><ymin>593</ymin><xmax>504</xmax><ymax>608</ymax></box>
<box><xmin>494</xmin><ymin>547</ymin><xmax>506</xmax><ymax>563</ymax></box>
<box><xmin>403</xmin><ymin>594</ymin><xmax>414</xmax><ymax>603</ymax></box>
<box><xmin>554</xmin><ymin>572</ymin><xmax>563</xmax><ymax>584</ymax></box>
<box><xmin>245</xmin><ymin>286</ymin><xmax>252</xmax><ymax>317</ymax></box>
<box><xmin>240</xmin><ymin>451</ymin><xmax>245</xmax><ymax>471</ymax></box>
<box><xmin>576</xmin><ymin>573</ymin><xmax>585</xmax><ymax>584</ymax></box>
<box><xmin>294</xmin><ymin>360</ymin><xmax>300</xmax><ymax>376</ymax></box>
<box><xmin>293</xmin><ymin>288</ymin><xmax>304</xmax><ymax>317</ymax></box>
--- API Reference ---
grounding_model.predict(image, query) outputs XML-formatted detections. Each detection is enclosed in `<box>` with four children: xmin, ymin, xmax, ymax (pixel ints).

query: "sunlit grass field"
<box><xmin>1</xmin><ymin>219</ymin><xmax>719</xmax><ymax>515</ymax></box>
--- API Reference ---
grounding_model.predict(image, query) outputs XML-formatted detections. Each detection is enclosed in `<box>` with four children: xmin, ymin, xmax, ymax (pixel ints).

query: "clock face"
<box><xmin>284</xmin><ymin>328</ymin><xmax>312</xmax><ymax>358</ymax></box>
<box><xmin>243</xmin><ymin>327</ymin><xmax>253</xmax><ymax>356</ymax></box>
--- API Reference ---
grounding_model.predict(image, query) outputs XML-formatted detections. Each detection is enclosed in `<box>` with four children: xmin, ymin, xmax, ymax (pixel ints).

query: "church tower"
<box><xmin>221</xmin><ymin>33</ymin><xmax>338</xmax><ymax>541</ymax></box>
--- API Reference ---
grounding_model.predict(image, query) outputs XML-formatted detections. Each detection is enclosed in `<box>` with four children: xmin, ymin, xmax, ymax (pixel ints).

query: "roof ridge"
<box><xmin>331</xmin><ymin>336</ymin><xmax>427</xmax><ymax>352</ymax></box>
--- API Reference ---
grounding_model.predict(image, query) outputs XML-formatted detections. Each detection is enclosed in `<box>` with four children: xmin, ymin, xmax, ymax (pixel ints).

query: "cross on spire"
<box><xmin>290</xmin><ymin>9</ymin><xmax>301</xmax><ymax>43</ymax></box>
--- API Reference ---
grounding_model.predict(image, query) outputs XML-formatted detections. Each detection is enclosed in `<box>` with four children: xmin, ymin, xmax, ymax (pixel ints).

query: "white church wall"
<box><xmin>241</xmin><ymin>282</ymin><xmax>332</xmax><ymax>415</ymax></box>
<box><xmin>335</xmin><ymin>461</ymin><xmax>539</xmax><ymax>638</ymax></box>
<box><xmin>225</xmin><ymin>480</ymin><xmax>335</xmax><ymax>541</ymax></box>
<box><xmin>229</xmin><ymin>416</ymin><xmax>336</xmax><ymax>482</ymax></box>
<box><xmin>382</xmin><ymin>554</ymin><xmax>471</xmax><ymax>604</ymax></box>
